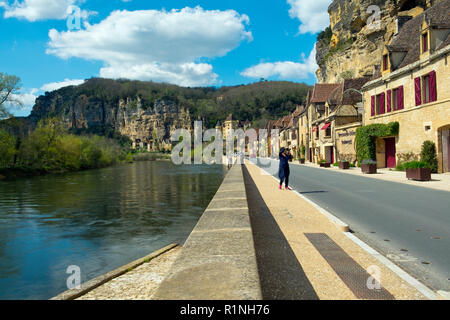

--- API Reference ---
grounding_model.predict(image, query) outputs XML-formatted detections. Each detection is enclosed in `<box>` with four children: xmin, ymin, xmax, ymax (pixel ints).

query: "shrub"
<box><xmin>356</xmin><ymin>122</ymin><xmax>399</xmax><ymax>165</ymax></box>
<box><xmin>420</xmin><ymin>140</ymin><xmax>438</xmax><ymax>173</ymax></box>
<box><xmin>0</xmin><ymin>129</ymin><xmax>16</xmax><ymax>168</ymax></box>
<box><xmin>361</xmin><ymin>159</ymin><xmax>377</xmax><ymax>165</ymax></box>
<box><xmin>402</xmin><ymin>161</ymin><xmax>429</xmax><ymax>169</ymax></box>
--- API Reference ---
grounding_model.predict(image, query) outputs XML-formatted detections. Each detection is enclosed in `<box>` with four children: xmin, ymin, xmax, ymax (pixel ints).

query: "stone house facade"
<box><xmin>362</xmin><ymin>1</ymin><xmax>450</xmax><ymax>172</ymax></box>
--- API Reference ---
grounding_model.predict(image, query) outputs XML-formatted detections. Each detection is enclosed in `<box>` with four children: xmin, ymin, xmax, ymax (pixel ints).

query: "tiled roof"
<box><xmin>225</xmin><ymin>114</ymin><xmax>233</xmax><ymax>121</ymax></box>
<box><xmin>310</xmin><ymin>84</ymin><xmax>341</xmax><ymax>103</ymax></box>
<box><xmin>389</xmin><ymin>0</ymin><xmax>450</xmax><ymax>69</ymax></box>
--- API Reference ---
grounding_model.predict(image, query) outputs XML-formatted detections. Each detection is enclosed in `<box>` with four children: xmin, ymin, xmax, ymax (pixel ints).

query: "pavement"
<box><xmin>252</xmin><ymin>158</ymin><xmax>450</xmax><ymax>294</ymax></box>
<box><xmin>243</xmin><ymin>161</ymin><xmax>436</xmax><ymax>300</ymax></box>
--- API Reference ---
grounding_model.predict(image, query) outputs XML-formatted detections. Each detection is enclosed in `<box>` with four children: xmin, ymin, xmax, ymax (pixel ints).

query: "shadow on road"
<box><xmin>243</xmin><ymin>165</ymin><xmax>319</xmax><ymax>300</ymax></box>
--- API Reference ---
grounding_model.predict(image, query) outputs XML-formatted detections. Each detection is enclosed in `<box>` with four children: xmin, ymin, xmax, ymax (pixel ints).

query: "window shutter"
<box><xmin>371</xmin><ymin>96</ymin><xmax>375</xmax><ymax>116</ymax></box>
<box><xmin>398</xmin><ymin>86</ymin><xmax>404</xmax><ymax>110</ymax></box>
<box><xmin>429</xmin><ymin>71</ymin><xmax>437</xmax><ymax>102</ymax></box>
<box><xmin>414</xmin><ymin>77</ymin><xmax>421</xmax><ymax>106</ymax></box>
<box><xmin>380</xmin><ymin>92</ymin><xmax>385</xmax><ymax>114</ymax></box>
<box><xmin>386</xmin><ymin>90</ymin><xmax>391</xmax><ymax>112</ymax></box>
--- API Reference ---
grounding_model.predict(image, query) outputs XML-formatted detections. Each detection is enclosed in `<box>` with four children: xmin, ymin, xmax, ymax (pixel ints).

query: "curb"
<box><xmin>50</xmin><ymin>243</ymin><xmax>179</xmax><ymax>300</ymax></box>
<box><xmin>248</xmin><ymin>160</ymin><xmax>438</xmax><ymax>300</ymax></box>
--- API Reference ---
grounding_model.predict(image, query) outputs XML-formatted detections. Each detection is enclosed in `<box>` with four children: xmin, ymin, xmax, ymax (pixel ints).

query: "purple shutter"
<box><xmin>371</xmin><ymin>95</ymin><xmax>375</xmax><ymax>116</ymax></box>
<box><xmin>380</xmin><ymin>93</ymin><xmax>385</xmax><ymax>114</ymax></box>
<box><xmin>398</xmin><ymin>86</ymin><xmax>404</xmax><ymax>110</ymax></box>
<box><xmin>387</xmin><ymin>90</ymin><xmax>391</xmax><ymax>112</ymax></box>
<box><xmin>429</xmin><ymin>71</ymin><xmax>437</xmax><ymax>102</ymax></box>
<box><xmin>415</xmin><ymin>77</ymin><xmax>421</xmax><ymax>106</ymax></box>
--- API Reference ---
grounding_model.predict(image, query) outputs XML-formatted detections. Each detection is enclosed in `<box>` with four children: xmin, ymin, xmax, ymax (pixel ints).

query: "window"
<box><xmin>383</xmin><ymin>54</ymin><xmax>389</xmax><ymax>71</ymax></box>
<box><xmin>392</xmin><ymin>88</ymin><xmax>399</xmax><ymax>110</ymax></box>
<box><xmin>422</xmin><ymin>32</ymin><xmax>428</xmax><ymax>53</ymax></box>
<box><xmin>316</xmin><ymin>127</ymin><xmax>319</xmax><ymax>139</ymax></box>
<box><xmin>376</xmin><ymin>94</ymin><xmax>385</xmax><ymax>114</ymax></box>
<box><xmin>325</xmin><ymin>125</ymin><xmax>332</xmax><ymax>137</ymax></box>
<box><xmin>423</xmin><ymin>74</ymin><xmax>430</xmax><ymax>103</ymax></box>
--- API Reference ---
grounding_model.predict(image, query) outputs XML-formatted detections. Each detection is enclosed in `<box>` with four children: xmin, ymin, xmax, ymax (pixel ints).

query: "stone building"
<box><xmin>308</xmin><ymin>83</ymin><xmax>341</xmax><ymax>163</ymax></box>
<box><xmin>361</xmin><ymin>0</ymin><xmax>450</xmax><ymax>172</ymax></box>
<box><xmin>222</xmin><ymin>114</ymin><xmax>240</xmax><ymax>141</ymax></box>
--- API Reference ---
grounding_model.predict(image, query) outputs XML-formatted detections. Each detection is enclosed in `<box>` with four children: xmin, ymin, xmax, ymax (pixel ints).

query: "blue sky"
<box><xmin>0</xmin><ymin>0</ymin><xmax>332</xmax><ymax>116</ymax></box>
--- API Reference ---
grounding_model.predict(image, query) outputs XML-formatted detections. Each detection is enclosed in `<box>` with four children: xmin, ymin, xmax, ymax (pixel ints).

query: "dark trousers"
<box><xmin>279</xmin><ymin>167</ymin><xmax>290</xmax><ymax>187</ymax></box>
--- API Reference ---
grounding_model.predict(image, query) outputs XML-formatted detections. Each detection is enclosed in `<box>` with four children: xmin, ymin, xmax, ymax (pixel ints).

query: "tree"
<box><xmin>0</xmin><ymin>129</ymin><xmax>16</xmax><ymax>168</ymax></box>
<box><xmin>0</xmin><ymin>73</ymin><xmax>22</xmax><ymax>119</ymax></box>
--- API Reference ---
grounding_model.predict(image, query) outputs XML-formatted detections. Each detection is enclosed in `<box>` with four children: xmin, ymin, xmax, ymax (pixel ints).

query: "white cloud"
<box><xmin>46</xmin><ymin>7</ymin><xmax>252</xmax><ymax>86</ymax></box>
<box><xmin>40</xmin><ymin>78</ymin><xmax>84</xmax><ymax>91</ymax></box>
<box><xmin>241</xmin><ymin>46</ymin><xmax>318</xmax><ymax>80</ymax></box>
<box><xmin>287</xmin><ymin>0</ymin><xmax>332</xmax><ymax>34</ymax></box>
<box><xmin>0</xmin><ymin>0</ymin><xmax>92</xmax><ymax>22</ymax></box>
<box><xmin>5</xmin><ymin>88</ymin><xmax>39</xmax><ymax>116</ymax></box>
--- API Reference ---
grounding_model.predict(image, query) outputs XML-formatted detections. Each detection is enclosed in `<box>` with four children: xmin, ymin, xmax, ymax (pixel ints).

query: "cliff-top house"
<box><xmin>361</xmin><ymin>0</ymin><xmax>450</xmax><ymax>172</ymax></box>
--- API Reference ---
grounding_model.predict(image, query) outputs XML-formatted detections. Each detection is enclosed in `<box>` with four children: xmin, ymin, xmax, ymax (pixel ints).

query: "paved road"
<box><xmin>255</xmin><ymin>158</ymin><xmax>450</xmax><ymax>292</ymax></box>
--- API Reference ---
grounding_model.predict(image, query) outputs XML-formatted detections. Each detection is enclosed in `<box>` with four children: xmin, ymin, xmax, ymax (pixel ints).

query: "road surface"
<box><xmin>255</xmin><ymin>158</ymin><xmax>450</xmax><ymax>292</ymax></box>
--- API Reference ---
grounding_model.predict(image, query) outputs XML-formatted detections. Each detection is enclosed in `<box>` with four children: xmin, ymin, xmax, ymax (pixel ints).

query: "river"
<box><xmin>0</xmin><ymin>161</ymin><xmax>227</xmax><ymax>300</ymax></box>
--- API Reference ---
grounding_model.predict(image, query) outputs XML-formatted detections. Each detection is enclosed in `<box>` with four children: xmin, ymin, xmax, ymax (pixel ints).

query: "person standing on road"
<box><xmin>279</xmin><ymin>147</ymin><xmax>293</xmax><ymax>190</ymax></box>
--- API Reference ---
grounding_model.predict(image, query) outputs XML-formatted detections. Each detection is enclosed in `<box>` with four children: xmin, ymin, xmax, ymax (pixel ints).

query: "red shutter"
<box><xmin>380</xmin><ymin>93</ymin><xmax>385</xmax><ymax>114</ymax></box>
<box><xmin>398</xmin><ymin>86</ymin><xmax>404</xmax><ymax>110</ymax></box>
<box><xmin>429</xmin><ymin>71</ymin><xmax>437</xmax><ymax>102</ymax></box>
<box><xmin>414</xmin><ymin>77</ymin><xmax>421</xmax><ymax>106</ymax></box>
<box><xmin>371</xmin><ymin>95</ymin><xmax>375</xmax><ymax>116</ymax></box>
<box><xmin>386</xmin><ymin>90</ymin><xmax>391</xmax><ymax>112</ymax></box>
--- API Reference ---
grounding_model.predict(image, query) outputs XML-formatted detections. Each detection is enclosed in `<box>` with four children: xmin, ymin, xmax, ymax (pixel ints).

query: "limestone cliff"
<box><xmin>30</xmin><ymin>90</ymin><xmax>192</xmax><ymax>150</ymax></box>
<box><xmin>316</xmin><ymin>0</ymin><xmax>441</xmax><ymax>83</ymax></box>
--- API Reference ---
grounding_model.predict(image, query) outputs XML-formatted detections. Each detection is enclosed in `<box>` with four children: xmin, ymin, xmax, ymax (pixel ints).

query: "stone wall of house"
<box><xmin>363</xmin><ymin>50</ymin><xmax>450</xmax><ymax>171</ymax></box>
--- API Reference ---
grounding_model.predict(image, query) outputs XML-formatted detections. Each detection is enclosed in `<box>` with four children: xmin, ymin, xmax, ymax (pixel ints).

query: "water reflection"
<box><xmin>0</xmin><ymin>161</ymin><xmax>226</xmax><ymax>300</ymax></box>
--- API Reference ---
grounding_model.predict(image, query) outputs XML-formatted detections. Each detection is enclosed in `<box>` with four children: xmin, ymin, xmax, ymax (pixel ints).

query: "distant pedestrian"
<box><xmin>279</xmin><ymin>148</ymin><xmax>293</xmax><ymax>190</ymax></box>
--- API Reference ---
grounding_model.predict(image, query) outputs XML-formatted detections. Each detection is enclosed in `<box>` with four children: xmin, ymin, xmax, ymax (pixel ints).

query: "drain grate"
<box><xmin>305</xmin><ymin>233</ymin><xmax>394</xmax><ymax>300</ymax></box>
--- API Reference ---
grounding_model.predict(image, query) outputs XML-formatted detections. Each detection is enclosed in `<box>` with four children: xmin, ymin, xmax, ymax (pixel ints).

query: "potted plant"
<box><xmin>404</xmin><ymin>161</ymin><xmax>431</xmax><ymax>181</ymax></box>
<box><xmin>318</xmin><ymin>159</ymin><xmax>330</xmax><ymax>168</ymax></box>
<box><xmin>361</xmin><ymin>159</ymin><xmax>377</xmax><ymax>174</ymax></box>
<box><xmin>299</xmin><ymin>145</ymin><xmax>306</xmax><ymax>164</ymax></box>
<box><xmin>339</xmin><ymin>160</ymin><xmax>350</xmax><ymax>170</ymax></box>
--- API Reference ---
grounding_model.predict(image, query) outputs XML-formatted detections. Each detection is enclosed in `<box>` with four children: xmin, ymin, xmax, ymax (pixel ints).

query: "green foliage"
<box><xmin>361</xmin><ymin>159</ymin><xmax>377</xmax><ymax>165</ymax></box>
<box><xmin>30</xmin><ymin>78</ymin><xmax>311</xmax><ymax>130</ymax></box>
<box><xmin>317</xmin><ymin>26</ymin><xmax>332</xmax><ymax>44</ymax></box>
<box><xmin>402</xmin><ymin>161</ymin><xmax>430</xmax><ymax>169</ymax></box>
<box><xmin>356</xmin><ymin>122</ymin><xmax>399</xmax><ymax>164</ymax></box>
<box><xmin>0</xmin><ymin>129</ymin><xmax>16</xmax><ymax>168</ymax></box>
<box><xmin>340</xmin><ymin>70</ymin><xmax>354</xmax><ymax>80</ymax></box>
<box><xmin>420</xmin><ymin>140</ymin><xmax>438</xmax><ymax>173</ymax></box>
<box><xmin>12</xmin><ymin>118</ymin><xmax>125</xmax><ymax>172</ymax></box>
<box><xmin>0</xmin><ymin>72</ymin><xmax>22</xmax><ymax>119</ymax></box>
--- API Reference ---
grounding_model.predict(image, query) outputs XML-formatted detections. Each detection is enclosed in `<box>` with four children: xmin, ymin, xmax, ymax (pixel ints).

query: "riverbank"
<box><xmin>0</xmin><ymin>154</ymin><xmax>171</xmax><ymax>181</ymax></box>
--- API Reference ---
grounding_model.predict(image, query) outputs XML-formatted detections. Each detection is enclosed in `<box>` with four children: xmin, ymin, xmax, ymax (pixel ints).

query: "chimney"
<box><xmin>396</xmin><ymin>15</ymin><xmax>412</xmax><ymax>35</ymax></box>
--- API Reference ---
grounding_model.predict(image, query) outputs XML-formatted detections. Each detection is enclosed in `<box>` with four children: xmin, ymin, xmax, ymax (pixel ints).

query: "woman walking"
<box><xmin>279</xmin><ymin>147</ymin><xmax>293</xmax><ymax>190</ymax></box>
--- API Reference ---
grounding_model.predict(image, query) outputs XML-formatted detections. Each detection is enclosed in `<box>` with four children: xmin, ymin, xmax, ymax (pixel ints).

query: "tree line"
<box><xmin>0</xmin><ymin>118</ymin><xmax>130</xmax><ymax>174</ymax></box>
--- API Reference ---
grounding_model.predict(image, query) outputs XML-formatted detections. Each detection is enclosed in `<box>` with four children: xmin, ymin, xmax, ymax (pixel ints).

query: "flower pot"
<box><xmin>299</xmin><ymin>159</ymin><xmax>305</xmax><ymax>164</ymax></box>
<box><xmin>320</xmin><ymin>162</ymin><xmax>331</xmax><ymax>168</ymax></box>
<box><xmin>361</xmin><ymin>163</ymin><xmax>377</xmax><ymax>174</ymax></box>
<box><xmin>339</xmin><ymin>161</ymin><xmax>350</xmax><ymax>170</ymax></box>
<box><xmin>406</xmin><ymin>168</ymin><xmax>431</xmax><ymax>181</ymax></box>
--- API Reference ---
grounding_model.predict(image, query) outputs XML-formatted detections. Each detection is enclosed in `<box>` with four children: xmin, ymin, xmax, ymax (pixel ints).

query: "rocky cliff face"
<box><xmin>30</xmin><ymin>92</ymin><xmax>192</xmax><ymax>149</ymax></box>
<box><xmin>316</xmin><ymin>0</ymin><xmax>439</xmax><ymax>83</ymax></box>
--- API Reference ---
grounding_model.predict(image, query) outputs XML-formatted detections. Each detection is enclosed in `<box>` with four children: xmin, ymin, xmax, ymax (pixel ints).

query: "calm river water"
<box><xmin>0</xmin><ymin>161</ymin><xmax>227</xmax><ymax>300</ymax></box>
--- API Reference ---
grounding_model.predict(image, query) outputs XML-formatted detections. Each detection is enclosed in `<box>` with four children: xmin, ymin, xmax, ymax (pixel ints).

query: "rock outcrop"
<box><xmin>316</xmin><ymin>0</ymin><xmax>441</xmax><ymax>83</ymax></box>
<box><xmin>30</xmin><ymin>91</ymin><xmax>192</xmax><ymax>150</ymax></box>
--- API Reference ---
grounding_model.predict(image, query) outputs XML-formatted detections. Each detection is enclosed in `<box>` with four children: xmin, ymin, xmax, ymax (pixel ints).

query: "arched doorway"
<box><xmin>438</xmin><ymin>125</ymin><xmax>450</xmax><ymax>173</ymax></box>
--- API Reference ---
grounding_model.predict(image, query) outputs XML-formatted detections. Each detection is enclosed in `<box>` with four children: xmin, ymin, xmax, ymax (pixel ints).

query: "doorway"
<box><xmin>442</xmin><ymin>129</ymin><xmax>450</xmax><ymax>173</ymax></box>
<box><xmin>384</xmin><ymin>138</ymin><xmax>396</xmax><ymax>168</ymax></box>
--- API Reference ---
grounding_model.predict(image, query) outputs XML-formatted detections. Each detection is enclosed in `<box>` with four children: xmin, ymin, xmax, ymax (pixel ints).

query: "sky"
<box><xmin>0</xmin><ymin>0</ymin><xmax>332</xmax><ymax>117</ymax></box>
